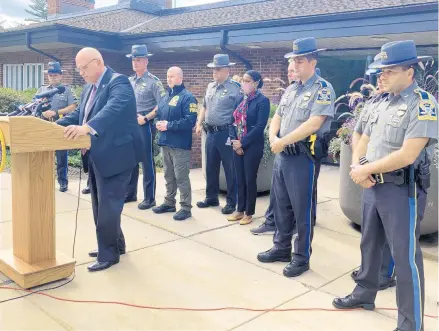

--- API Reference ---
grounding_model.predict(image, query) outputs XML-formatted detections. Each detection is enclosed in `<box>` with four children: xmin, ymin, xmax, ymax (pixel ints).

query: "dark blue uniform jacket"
<box><xmin>156</xmin><ymin>84</ymin><xmax>198</xmax><ymax>150</ymax></box>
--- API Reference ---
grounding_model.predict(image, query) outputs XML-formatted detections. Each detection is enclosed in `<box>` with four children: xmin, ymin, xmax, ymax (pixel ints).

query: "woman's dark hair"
<box><xmin>245</xmin><ymin>70</ymin><xmax>264</xmax><ymax>89</ymax></box>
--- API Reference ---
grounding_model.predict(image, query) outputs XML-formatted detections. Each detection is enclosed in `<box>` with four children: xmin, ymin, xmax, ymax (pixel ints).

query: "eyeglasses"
<box><xmin>75</xmin><ymin>59</ymin><xmax>97</xmax><ymax>73</ymax></box>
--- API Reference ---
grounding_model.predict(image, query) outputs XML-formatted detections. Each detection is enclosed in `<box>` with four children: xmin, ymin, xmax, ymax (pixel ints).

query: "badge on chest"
<box><xmin>168</xmin><ymin>96</ymin><xmax>179</xmax><ymax>106</ymax></box>
<box><xmin>299</xmin><ymin>92</ymin><xmax>312</xmax><ymax>108</ymax></box>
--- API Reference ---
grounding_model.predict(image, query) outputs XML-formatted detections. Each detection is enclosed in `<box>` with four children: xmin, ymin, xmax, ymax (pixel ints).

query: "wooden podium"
<box><xmin>0</xmin><ymin>116</ymin><xmax>90</xmax><ymax>288</ymax></box>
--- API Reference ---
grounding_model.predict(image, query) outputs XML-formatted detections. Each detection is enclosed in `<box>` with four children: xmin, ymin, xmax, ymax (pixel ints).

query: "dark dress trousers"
<box><xmin>230</xmin><ymin>92</ymin><xmax>270</xmax><ymax>215</ymax></box>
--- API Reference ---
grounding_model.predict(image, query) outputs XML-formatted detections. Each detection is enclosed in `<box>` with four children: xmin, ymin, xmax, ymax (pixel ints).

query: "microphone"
<box><xmin>35</xmin><ymin>85</ymin><xmax>66</xmax><ymax>99</ymax></box>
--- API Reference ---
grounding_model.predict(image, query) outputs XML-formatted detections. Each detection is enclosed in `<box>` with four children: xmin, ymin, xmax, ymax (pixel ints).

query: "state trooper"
<box><xmin>251</xmin><ymin>66</ymin><xmax>323</xmax><ymax>236</ymax></box>
<box><xmin>36</xmin><ymin>61</ymin><xmax>77</xmax><ymax>192</ymax></box>
<box><xmin>350</xmin><ymin>62</ymin><xmax>396</xmax><ymax>290</ymax></box>
<box><xmin>195</xmin><ymin>54</ymin><xmax>243</xmax><ymax>215</ymax></box>
<box><xmin>125</xmin><ymin>45</ymin><xmax>166</xmax><ymax>210</ymax></box>
<box><xmin>333</xmin><ymin>40</ymin><xmax>437</xmax><ymax>331</ymax></box>
<box><xmin>257</xmin><ymin>37</ymin><xmax>335</xmax><ymax>278</ymax></box>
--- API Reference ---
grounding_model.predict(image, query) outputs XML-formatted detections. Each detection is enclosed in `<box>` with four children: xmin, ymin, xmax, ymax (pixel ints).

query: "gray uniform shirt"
<box><xmin>364</xmin><ymin>82</ymin><xmax>438</xmax><ymax>164</ymax></box>
<box><xmin>277</xmin><ymin>73</ymin><xmax>335</xmax><ymax>138</ymax></box>
<box><xmin>354</xmin><ymin>94</ymin><xmax>388</xmax><ymax>135</ymax></box>
<box><xmin>35</xmin><ymin>85</ymin><xmax>77</xmax><ymax>112</ymax></box>
<box><xmin>129</xmin><ymin>71</ymin><xmax>166</xmax><ymax>114</ymax></box>
<box><xmin>203</xmin><ymin>78</ymin><xmax>243</xmax><ymax>126</ymax></box>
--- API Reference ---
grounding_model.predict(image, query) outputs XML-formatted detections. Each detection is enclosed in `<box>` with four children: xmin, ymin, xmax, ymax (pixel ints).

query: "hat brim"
<box><xmin>284</xmin><ymin>48</ymin><xmax>327</xmax><ymax>59</ymax></box>
<box><xmin>45</xmin><ymin>70</ymin><xmax>65</xmax><ymax>74</ymax></box>
<box><xmin>368</xmin><ymin>56</ymin><xmax>432</xmax><ymax>69</ymax></box>
<box><xmin>365</xmin><ymin>68</ymin><xmax>381</xmax><ymax>75</ymax></box>
<box><xmin>207</xmin><ymin>62</ymin><xmax>236</xmax><ymax>68</ymax></box>
<box><xmin>126</xmin><ymin>53</ymin><xmax>153</xmax><ymax>58</ymax></box>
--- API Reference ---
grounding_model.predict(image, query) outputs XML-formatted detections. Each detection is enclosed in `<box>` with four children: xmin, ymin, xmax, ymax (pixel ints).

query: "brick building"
<box><xmin>0</xmin><ymin>0</ymin><xmax>437</xmax><ymax>168</ymax></box>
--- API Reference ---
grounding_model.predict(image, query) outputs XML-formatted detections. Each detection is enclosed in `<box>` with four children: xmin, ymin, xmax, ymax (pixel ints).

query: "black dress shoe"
<box><xmin>196</xmin><ymin>199</ymin><xmax>220</xmax><ymax>208</ymax></box>
<box><xmin>257</xmin><ymin>247</ymin><xmax>292</xmax><ymax>263</ymax></box>
<box><xmin>124</xmin><ymin>196</ymin><xmax>138</xmax><ymax>203</ymax></box>
<box><xmin>379</xmin><ymin>275</ymin><xmax>396</xmax><ymax>290</ymax></box>
<box><xmin>88</xmin><ymin>249</ymin><xmax>126</xmax><ymax>258</ymax></box>
<box><xmin>351</xmin><ymin>270</ymin><xmax>396</xmax><ymax>290</ymax></box>
<box><xmin>138</xmin><ymin>200</ymin><xmax>156</xmax><ymax>210</ymax></box>
<box><xmin>82</xmin><ymin>186</ymin><xmax>90</xmax><ymax>194</ymax></box>
<box><xmin>351</xmin><ymin>269</ymin><xmax>359</xmax><ymax>280</ymax></box>
<box><xmin>87</xmin><ymin>260</ymin><xmax>119</xmax><ymax>272</ymax></box>
<box><xmin>173</xmin><ymin>209</ymin><xmax>191</xmax><ymax>221</ymax></box>
<box><xmin>221</xmin><ymin>205</ymin><xmax>235</xmax><ymax>215</ymax></box>
<box><xmin>332</xmin><ymin>294</ymin><xmax>375</xmax><ymax>310</ymax></box>
<box><xmin>59</xmin><ymin>184</ymin><xmax>68</xmax><ymax>192</ymax></box>
<box><xmin>283</xmin><ymin>260</ymin><xmax>310</xmax><ymax>277</ymax></box>
<box><xmin>152</xmin><ymin>204</ymin><xmax>176</xmax><ymax>214</ymax></box>
<box><xmin>250</xmin><ymin>222</ymin><xmax>276</xmax><ymax>235</ymax></box>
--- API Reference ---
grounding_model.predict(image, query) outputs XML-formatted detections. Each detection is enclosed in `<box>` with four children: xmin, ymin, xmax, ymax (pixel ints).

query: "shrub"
<box><xmin>328</xmin><ymin>59</ymin><xmax>438</xmax><ymax>163</ymax></box>
<box><xmin>0</xmin><ymin>88</ymin><xmax>37</xmax><ymax>113</ymax></box>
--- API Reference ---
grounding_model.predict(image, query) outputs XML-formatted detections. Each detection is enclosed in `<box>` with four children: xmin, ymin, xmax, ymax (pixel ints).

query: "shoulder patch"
<box><xmin>415</xmin><ymin>88</ymin><xmax>437</xmax><ymax>121</ymax></box>
<box><xmin>230</xmin><ymin>80</ymin><xmax>241</xmax><ymax>88</ymax></box>
<box><xmin>318</xmin><ymin>80</ymin><xmax>328</xmax><ymax>89</ymax></box>
<box><xmin>190</xmin><ymin>103</ymin><xmax>198</xmax><ymax>113</ymax></box>
<box><xmin>148</xmin><ymin>72</ymin><xmax>160</xmax><ymax>81</ymax></box>
<box><xmin>316</xmin><ymin>81</ymin><xmax>332</xmax><ymax>105</ymax></box>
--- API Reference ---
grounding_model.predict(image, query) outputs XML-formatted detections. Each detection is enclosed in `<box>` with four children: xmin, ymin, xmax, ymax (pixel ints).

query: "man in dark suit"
<box><xmin>58</xmin><ymin>47</ymin><xmax>143</xmax><ymax>272</ymax></box>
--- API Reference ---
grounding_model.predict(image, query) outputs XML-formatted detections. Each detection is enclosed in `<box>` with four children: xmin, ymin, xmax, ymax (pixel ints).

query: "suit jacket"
<box><xmin>57</xmin><ymin>67</ymin><xmax>143</xmax><ymax>178</ymax></box>
<box><xmin>229</xmin><ymin>92</ymin><xmax>270</xmax><ymax>149</ymax></box>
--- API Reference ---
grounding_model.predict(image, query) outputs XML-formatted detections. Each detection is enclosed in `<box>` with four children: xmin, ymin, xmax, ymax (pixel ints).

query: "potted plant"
<box><xmin>329</xmin><ymin>61</ymin><xmax>438</xmax><ymax>235</ymax></box>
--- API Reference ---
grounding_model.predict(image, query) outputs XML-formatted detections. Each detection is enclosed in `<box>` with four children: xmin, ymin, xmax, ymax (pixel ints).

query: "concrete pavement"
<box><xmin>0</xmin><ymin>166</ymin><xmax>437</xmax><ymax>331</ymax></box>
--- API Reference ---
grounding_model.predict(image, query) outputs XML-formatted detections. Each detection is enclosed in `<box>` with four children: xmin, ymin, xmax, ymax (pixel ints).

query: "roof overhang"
<box><xmin>0</xmin><ymin>25</ymin><xmax>122</xmax><ymax>53</ymax></box>
<box><xmin>122</xmin><ymin>3</ymin><xmax>438</xmax><ymax>55</ymax></box>
<box><xmin>0</xmin><ymin>2</ymin><xmax>436</xmax><ymax>57</ymax></box>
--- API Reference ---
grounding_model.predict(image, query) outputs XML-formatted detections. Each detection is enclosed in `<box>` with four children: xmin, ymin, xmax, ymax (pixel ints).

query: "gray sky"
<box><xmin>0</xmin><ymin>0</ymin><xmax>224</xmax><ymax>26</ymax></box>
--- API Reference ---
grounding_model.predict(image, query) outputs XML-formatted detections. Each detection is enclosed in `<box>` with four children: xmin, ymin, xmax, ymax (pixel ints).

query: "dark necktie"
<box><xmin>81</xmin><ymin>85</ymin><xmax>97</xmax><ymax>155</ymax></box>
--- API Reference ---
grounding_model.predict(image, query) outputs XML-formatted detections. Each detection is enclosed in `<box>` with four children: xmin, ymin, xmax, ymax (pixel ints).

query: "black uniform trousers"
<box><xmin>205</xmin><ymin>129</ymin><xmax>237</xmax><ymax>207</ymax></box>
<box><xmin>272</xmin><ymin>152</ymin><xmax>321</xmax><ymax>263</ymax></box>
<box><xmin>233</xmin><ymin>141</ymin><xmax>264</xmax><ymax>216</ymax></box>
<box><xmin>88</xmin><ymin>156</ymin><xmax>130</xmax><ymax>262</ymax></box>
<box><xmin>353</xmin><ymin>182</ymin><xmax>426</xmax><ymax>331</ymax></box>
<box><xmin>56</xmin><ymin>150</ymin><xmax>68</xmax><ymax>186</ymax></box>
<box><xmin>266</xmin><ymin>159</ymin><xmax>320</xmax><ymax>228</ymax></box>
<box><xmin>126</xmin><ymin>120</ymin><xmax>156</xmax><ymax>203</ymax></box>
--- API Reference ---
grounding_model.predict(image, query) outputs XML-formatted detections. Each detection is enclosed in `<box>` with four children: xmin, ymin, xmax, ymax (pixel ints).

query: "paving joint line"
<box><xmin>227</xmin><ymin>290</ymin><xmax>313</xmax><ymax>331</ymax></box>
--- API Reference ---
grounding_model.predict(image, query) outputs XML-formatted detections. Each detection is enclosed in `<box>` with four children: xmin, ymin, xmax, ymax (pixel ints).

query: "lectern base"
<box><xmin>0</xmin><ymin>249</ymin><xmax>75</xmax><ymax>289</ymax></box>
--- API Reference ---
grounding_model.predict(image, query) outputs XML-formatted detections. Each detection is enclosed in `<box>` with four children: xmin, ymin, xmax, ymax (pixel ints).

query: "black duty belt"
<box><xmin>281</xmin><ymin>143</ymin><xmax>309</xmax><ymax>156</ymax></box>
<box><xmin>373</xmin><ymin>168</ymin><xmax>408</xmax><ymax>185</ymax></box>
<box><xmin>203</xmin><ymin>122</ymin><xmax>229</xmax><ymax>133</ymax></box>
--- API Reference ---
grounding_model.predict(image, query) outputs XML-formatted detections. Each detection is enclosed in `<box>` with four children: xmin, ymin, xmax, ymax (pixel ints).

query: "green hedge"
<box><xmin>0</xmin><ymin>88</ymin><xmax>37</xmax><ymax>113</ymax></box>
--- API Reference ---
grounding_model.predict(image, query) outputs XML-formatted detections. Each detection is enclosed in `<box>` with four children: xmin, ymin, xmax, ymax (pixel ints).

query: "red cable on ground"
<box><xmin>0</xmin><ymin>286</ymin><xmax>437</xmax><ymax>319</ymax></box>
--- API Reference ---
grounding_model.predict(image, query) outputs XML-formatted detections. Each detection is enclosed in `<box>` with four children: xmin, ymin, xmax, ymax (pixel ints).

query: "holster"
<box><xmin>417</xmin><ymin>160</ymin><xmax>431</xmax><ymax>191</ymax></box>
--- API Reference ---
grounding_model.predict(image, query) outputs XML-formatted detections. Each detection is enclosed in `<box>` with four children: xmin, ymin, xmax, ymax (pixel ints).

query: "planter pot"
<box><xmin>201</xmin><ymin>132</ymin><xmax>274</xmax><ymax>193</ymax></box>
<box><xmin>339</xmin><ymin>142</ymin><xmax>438</xmax><ymax>235</ymax></box>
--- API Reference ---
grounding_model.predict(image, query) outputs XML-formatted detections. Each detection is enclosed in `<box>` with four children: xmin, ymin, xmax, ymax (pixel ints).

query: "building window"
<box><xmin>3</xmin><ymin>63</ymin><xmax>44</xmax><ymax>91</ymax></box>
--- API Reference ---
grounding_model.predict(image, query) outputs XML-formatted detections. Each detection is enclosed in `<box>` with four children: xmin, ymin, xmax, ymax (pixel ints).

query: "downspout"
<box><xmin>26</xmin><ymin>32</ymin><xmax>61</xmax><ymax>64</ymax></box>
<box><xmin>220</xmin><ymin>30</ymin><xmax>252</xmax><ymax>71</ymax></box>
